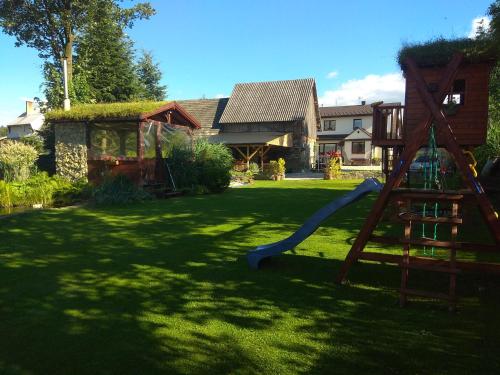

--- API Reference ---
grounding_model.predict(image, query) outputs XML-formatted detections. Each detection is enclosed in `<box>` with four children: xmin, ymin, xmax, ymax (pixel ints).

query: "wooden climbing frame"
<box><xmin>336</xmin><ymin>53</ymin><xmax>500</xmax><ymax>308</ymax></box>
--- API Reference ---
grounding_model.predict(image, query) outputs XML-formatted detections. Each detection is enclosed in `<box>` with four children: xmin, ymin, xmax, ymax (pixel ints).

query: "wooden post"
<box><xmin>246</xmin><ymin>145</ymin><xmax>250</xmax><ymax>170</ymax></box>
<box><xmin>138</xmin><ymin>121</ymin><xmax>145</xmax><ymax>185</ymax></box>
<box><xmin>260</xmin><ymin>146</ymin><xmax>264</xmax><ymax>171</ymax></box>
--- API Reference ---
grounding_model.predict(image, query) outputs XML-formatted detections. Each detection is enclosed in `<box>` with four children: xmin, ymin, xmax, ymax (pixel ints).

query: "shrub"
<box><xmin>92</xmin><ymin>174</ymin><xmax>152</xmax><ymax>205</ymax></box>
<box><xmin>324</xmin><ymin>156</ymin><xmax>341</xmax><ymax>180</ymax></box>
<box><xmin>18</xmin><ymin>134</ymin><xmax>45</xmax><ymax>154</ymax></box>
<box><xmin>248</xmin><ymin>162</ymin><xmax>260</xmax><ymax>175</ymax></box>
<box><xmin>371</xmin><ymin>157</ymin><xmax>381</xmax><ymax>166</ymax></box>
<box><xmin>0</xmin><ymin>141</ymin><xmax>39</xmax><ymax>182</ymax></box>
<box><xmin>169</xmin><ymin>139</ymin><xmax>234</xmax><ymax>194</ymax></box>
<box><xmin>0</xmin><ymin>172</ymin><xmax>91</xmax><ymax>208</ymax></box>
<box><xmin>0</xmin><ymin>180</ymin><xmax>12</xmax><ymax>208</ymax></box>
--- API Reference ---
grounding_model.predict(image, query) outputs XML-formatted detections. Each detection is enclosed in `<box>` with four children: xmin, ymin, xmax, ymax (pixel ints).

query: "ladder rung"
<box><xmin>392</xmin><ymin>189</ymin><xmax>471</xmax><ymax>201</ymax></box>
<box><xmin>401</xmin><ymin>238</ymin><xmax>458</xmax><ymax>248</ymax></box>
<box><xmin>398</xmin><ymin>213</ymin><xmax>463</xmax><ymax>224</ymax></box>
<box><xmin>400</xmin><ymin>263</ymin><xmax>461</xmax><ymax>274</ymax></box>
<box><xmin>369</xmin><ymin>235</ymin><xmax>499</xmax><ymax>252</ymax></box>
<box><xmin>401</xmin><ymin>288</ymin><xmax>454</xmax><ymax>301</ymax></box>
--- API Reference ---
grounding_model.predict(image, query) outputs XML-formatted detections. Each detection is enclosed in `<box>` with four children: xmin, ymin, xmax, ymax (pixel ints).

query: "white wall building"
<box><xmin>316</xmin><ymin>103</ymin><xmax>382</xmax><ymax>167</ymax></box>
<box><xmin>5</xmin><ymin>101</ymin><xmax>44</xmax><ymax>139</ymax></box>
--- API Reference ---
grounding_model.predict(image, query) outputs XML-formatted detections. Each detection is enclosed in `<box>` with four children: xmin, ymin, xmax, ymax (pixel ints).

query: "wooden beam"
<box><xmin>234</xmin><ymin>146</ymin><xmax>247</xmax><ymax>160</ymax></box>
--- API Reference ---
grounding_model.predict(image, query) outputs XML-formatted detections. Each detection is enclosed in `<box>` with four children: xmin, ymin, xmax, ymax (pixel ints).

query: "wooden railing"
<box><xmin>372</xmin><ymin>104</ymin><xmax>405</xmax><ymax>146</ymax></box>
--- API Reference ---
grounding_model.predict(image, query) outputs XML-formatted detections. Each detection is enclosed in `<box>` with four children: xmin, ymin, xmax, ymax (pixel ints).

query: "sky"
<box><xmin>0</xmin><ymin>0</ymin><xmax>494</xmax><ymax>125</ymax></box>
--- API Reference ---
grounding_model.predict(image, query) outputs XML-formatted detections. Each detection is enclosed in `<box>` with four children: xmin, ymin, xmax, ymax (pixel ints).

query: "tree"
<box><xmin>476</xmin><ymin>0</ymin><xmax>500</xmax><ymax>165</ymax></box>
<box><xmin>71</xmin><ymin>2</ymin><xmax>143</xmax><ymax>103</ymax></box>
<box><xmin>136</xmin><ymin>50</ymin><xmax>167</xmax><ymax>101</ymax></box>
<box><xmin>0</xmin><ymin>0</ymin><xmax>154</xmax><ymax>94</ymax></box>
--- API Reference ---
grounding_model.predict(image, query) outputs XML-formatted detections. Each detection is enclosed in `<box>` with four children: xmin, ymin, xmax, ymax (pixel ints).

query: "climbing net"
<box><xmin>421</xmin><ymin>124</ymin><xmax>445</xmax><ymax>256</ymax></box>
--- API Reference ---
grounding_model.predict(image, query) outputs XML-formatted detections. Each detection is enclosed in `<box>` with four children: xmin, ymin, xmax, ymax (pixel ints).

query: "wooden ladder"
<box><xmin>398</xmin><ymin>192</ymin><xmax>463</xmax><ymax>310</ymax></box>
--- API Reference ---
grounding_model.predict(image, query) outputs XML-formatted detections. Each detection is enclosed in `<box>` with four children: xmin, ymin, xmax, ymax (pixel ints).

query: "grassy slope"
<box><xmin>0</xmin><ymin>180</ymin><xmax>499</xmax><ymax>374</ymax></box>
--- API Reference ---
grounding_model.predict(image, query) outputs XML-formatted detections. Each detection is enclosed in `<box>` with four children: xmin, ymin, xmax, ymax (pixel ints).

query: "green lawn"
<box><xmin>1</xmin><ymin>180</ymin><xmax>499</xmax><ymax>374</ymax></box>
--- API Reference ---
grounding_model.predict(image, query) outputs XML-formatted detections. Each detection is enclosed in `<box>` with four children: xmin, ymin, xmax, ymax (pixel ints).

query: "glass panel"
<box><xmin>143</xmin><ymin>122</ymin><xmax>157</xmax><ymax>158</ymax></box>
<box><xmin>159</xmin><ymin>124</ymin><xmax>191</xmax><ymax>158</ymax></box>
<box><xmin>353</xmin><ymin>119</ymin><xmax>362</xmax><ymax>129</ymax></box>
<box><xmin>89</xmin><ymin>122</ymin><xmax>137</xmax><ymax>159</ymax></box>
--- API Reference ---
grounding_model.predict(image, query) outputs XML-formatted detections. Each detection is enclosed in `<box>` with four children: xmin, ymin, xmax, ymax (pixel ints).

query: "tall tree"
<box><xmin>136</xmin><ymin>50</ymin><xmax>167</xmax><ymax>101</ymax></box>
<box><xmin>0</xmin><ymin>0</ymin><xmax>154</xmax><ymax>93</ymax></box>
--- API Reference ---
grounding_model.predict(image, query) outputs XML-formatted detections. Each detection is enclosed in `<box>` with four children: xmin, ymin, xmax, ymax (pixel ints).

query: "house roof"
<box><xmin>5</xmin><ymin>112</ymin><xmax>44</xmax><ymax>129</ymax></box>
<box><xmin>344</xmin><ymin>127</ymin><xmax>372</xmax><ymax>140</ymax></box>
<box><xmin>320</xmin><ymin>104</ymin><xmax>373</xmax><ymax>118</ymax></box>
<box><xmin>176</xmin><ymin>98</ymin><xmax>228</xmax><ymax>129</ymax></box>
<box><xmin>219</xmin><ymin>78</ymin><xmax>317</xmax><ymax>124</ymax></box>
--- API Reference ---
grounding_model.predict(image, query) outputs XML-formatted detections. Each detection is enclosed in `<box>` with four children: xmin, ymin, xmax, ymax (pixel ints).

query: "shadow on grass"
<box><xmin>0</xmin><ymin>182</ymin><xmax>499</xmax><ymax>374</ymax></box>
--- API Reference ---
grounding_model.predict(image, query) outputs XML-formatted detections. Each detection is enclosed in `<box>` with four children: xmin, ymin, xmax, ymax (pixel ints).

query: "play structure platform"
<box><xmin>247</xmin><ymin>178</ymin><xmax>383</xmax><ymax>269</ymax></box>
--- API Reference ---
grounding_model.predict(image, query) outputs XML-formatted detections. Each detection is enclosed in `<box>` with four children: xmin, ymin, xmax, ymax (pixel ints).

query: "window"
<box><xmin>319</xmin><ymin>143</ymin><xmax>339</xmax><ymax>155</ymax></box>
<box><xmin>324</xmin><ymin>120</ymin><xmax>336</xmax><ymax>131</ymax></box>
<box><xmin>353</xmin><ymin>119</ymin><xmax>362</xmax><ymax>130</ymax></box>
<box><xmin>89</xmin><ymin>122</ymin><xmax>138</xmax><ymax>159</ymax></box>
<box><xmin>351</xmin><ymin>141</ymin><xmax>365</xmax><ymax>154</ymax></box>
<box><xmin>443</xmin><ymin>79</ymin><xmax>466</xmax><ymax>106</ymax></box>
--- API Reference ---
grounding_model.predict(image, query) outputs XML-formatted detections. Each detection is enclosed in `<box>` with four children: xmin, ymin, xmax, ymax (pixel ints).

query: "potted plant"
<box><xmin>324</xmin><ymin>151</ymin><xmax>341</xmax><ymax>180</ymax></box>
<box><xmin>269</xmin><ymin>158</ymin><xmax>286</xmax><ymax>180</ymax></box>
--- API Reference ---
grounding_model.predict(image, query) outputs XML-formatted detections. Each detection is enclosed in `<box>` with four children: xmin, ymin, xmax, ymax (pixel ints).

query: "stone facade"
<box><xmin>54</xmin><ymin>122</ymin><xmax>88</xmax><ymax>182</ymax></box>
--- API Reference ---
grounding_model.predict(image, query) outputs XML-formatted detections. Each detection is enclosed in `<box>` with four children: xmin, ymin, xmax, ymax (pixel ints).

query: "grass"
<box><xmin>0</xmin><ymin>179</ymin><xmax>499</xmax><ymax>374</ymax></box>
<box><xmin>45</xmin><ymin>101</ymin><xmax>168</xmax><ymax>121</ymax></box>
<box><xmin>397</xmin><ymin>37</ymin><xmax>496</xmax><ymax>69</ymax></box>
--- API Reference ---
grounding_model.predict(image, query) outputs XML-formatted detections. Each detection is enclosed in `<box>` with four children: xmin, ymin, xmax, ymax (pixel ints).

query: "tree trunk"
<box><xmin>63</xmin><ymin>35</ymin><xmax>74</xmax><ymax>86</ymax></box>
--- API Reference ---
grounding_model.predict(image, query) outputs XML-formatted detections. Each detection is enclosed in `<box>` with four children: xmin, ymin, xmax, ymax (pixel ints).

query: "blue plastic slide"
<box><xmin>247</xmin><ymin>178</ymin><xmax>383</xmax><ymax>269</ymax></box>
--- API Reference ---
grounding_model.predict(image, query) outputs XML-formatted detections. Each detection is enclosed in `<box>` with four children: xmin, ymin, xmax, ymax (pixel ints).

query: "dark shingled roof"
<box><xmin>320</xmin><ymin>104</ymin><xmax>373</xmax><ymax>118</ymax></box>
<box><xmin>176</xmin><ymin>98</ymin><xmax>228</xmax><ymax>130</ymax></box>
<box><xmin>219</xmin><ymin>78</ymin><xmax>316</xmax><ymax>124</ymax></box>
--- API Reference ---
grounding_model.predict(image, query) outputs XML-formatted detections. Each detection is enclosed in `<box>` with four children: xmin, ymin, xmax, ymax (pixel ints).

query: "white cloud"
<box><xmin>319</xmin><ymin>72</ymin><xmax>405</xmax><ymax>106</ymax></box>
<box><xmin>214</xmin><ymin>93</ymin><xmax>226</xmax><ymax>99</ymax></box>
<box><xmin>468</xmin><ymin>16</ymin><xmax>491</xmax><ymax>38</ymax></box>
<box><xmin>326</xmin><ymin>71</ymin><xmax>339</xmax><ymax>79</ymax></box>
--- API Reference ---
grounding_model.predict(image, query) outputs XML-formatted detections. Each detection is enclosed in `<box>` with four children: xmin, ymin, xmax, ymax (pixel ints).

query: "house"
<box><xmin>5</xmin><ymin>101</ymin><xmax>44</xmax><ymax>139</ymax></box>
<box><xmin>209</xmin><ymin>78</ymin><xmax>320</xmax><ymax>171</ymax></box>
<box><xmin>317</xmin><ymin>102</ymin><xmax>383</xmax><ymax>167</ymax></box>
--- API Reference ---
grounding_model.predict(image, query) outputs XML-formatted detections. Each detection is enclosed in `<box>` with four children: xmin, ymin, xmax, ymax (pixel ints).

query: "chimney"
<box><xmin>26</xmin><ymin>100</ymin><xmax>34</xmax><ymax>115</ymax></box>
<box><xmin>361</xmin><ymin>100</ymin><xmax>366</xmax><ymax>106</ymax></box>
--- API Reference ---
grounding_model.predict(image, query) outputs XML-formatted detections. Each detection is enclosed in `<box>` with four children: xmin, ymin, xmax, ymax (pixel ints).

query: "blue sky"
<box><xmin>0</xmin><ymin>0</ymin><xmax>493</xmax><ymax>124</ymax></box>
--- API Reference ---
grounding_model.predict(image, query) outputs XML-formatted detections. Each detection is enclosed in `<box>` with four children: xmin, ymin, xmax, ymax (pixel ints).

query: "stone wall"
<box><xmin>54</xmin><ymin>122</ymin><xmax>88</xmax><ymax>182</ymax></box>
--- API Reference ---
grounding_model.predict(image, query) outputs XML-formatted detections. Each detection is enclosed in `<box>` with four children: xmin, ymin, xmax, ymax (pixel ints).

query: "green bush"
<box><xmin>248</xmin><ymin>162</ymin><xmax>260</xmax><ymax>176</ymax></box>
<box><xmin>169</xmin><ymin>139</ymin><xmax>234</xmax><ymax>194</ymax></box>
<box><xmin>0</xmin><ymin>140</ymin><xmax>39</xmax><ymax>182</ymax></box>
<box><xmin>18</xmin><ymin>134</ymin><xmax>45</xmax><ymax>154</ymax></box>
<box><xmin>92</xmin><ymin>174</ymin><xmax>152</xmax><ymax>205</ymax></box>
<box><xmin>0</xmin><ymin>172</ymin><xmax>91</xmax><ymax>208</ymax></box>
